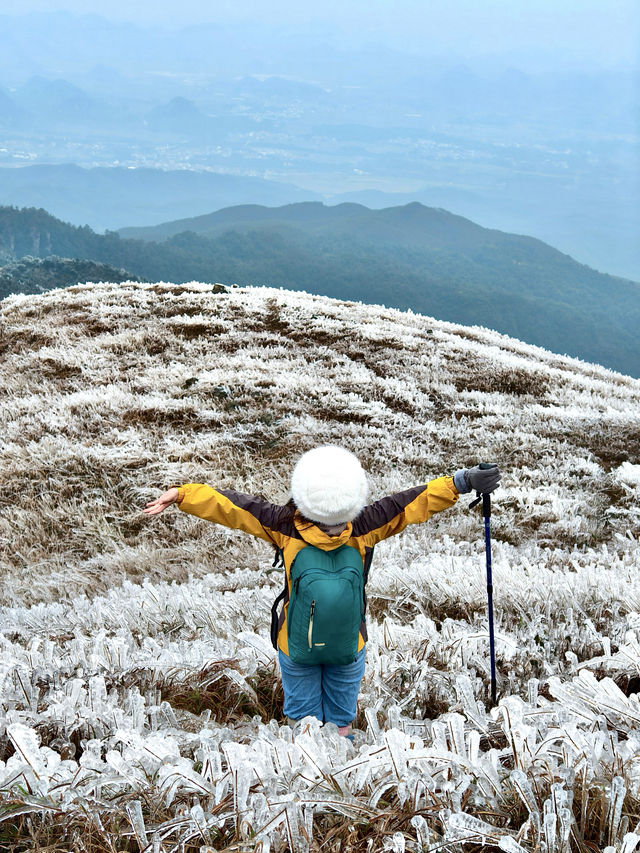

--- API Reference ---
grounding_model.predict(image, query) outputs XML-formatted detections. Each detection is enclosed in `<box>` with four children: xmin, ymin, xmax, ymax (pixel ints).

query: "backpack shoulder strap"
<box><xmin>270</xmin><ymin>576</ymin><xmax>288</xmax><ymax>649</ymax></box>
<box><xmin>363</xmin><ymin>545</ymin><xmax>375</xmax><ymax>585</ymax></box>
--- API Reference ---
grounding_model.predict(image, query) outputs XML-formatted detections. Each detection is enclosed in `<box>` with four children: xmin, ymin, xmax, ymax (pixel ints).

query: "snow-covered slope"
<box><xmin>1</xmin><ymin>281</ymin><xmax>640</xmax><ymax>851</ymax></box>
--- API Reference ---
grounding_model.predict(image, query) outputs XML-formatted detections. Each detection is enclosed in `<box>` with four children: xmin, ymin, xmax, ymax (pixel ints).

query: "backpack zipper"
<box><xmin>308</xmin><ymin>600</ymin><xmax>315</xmax><ymax>649</ymax></box>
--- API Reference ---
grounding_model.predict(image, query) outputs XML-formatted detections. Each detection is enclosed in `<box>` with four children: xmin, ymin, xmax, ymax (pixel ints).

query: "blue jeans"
<box><xmin>278</xmin><ymin>648</ymin><xmax>366</xmax><ymax>728</ymax></box>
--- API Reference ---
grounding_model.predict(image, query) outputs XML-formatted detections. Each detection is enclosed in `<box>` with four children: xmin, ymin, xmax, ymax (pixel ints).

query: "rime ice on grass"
<box><xmin>0</xmin><ymin>281</ymin><xmax>639</xmax><ymax>849</ymax></box>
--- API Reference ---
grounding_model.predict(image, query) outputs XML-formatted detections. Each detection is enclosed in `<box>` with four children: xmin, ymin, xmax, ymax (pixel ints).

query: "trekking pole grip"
<box><xmin>468</xmin><ymin>463</ymin><xmax>497</xmax><ymax>512</ymax></box>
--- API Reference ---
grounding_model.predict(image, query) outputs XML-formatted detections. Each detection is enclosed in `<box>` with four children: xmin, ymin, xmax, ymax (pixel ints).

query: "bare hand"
<box><xmin>143</xmin><ymin>487</ymin><xmax>179</xmax><ymax>515</ymax></box>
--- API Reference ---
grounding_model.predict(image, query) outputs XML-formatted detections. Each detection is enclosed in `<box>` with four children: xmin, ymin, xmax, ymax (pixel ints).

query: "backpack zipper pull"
<box><xmin>308</xmin><ymin>600</ymin><xmax>315</xmax><ymax>649</ymax></box>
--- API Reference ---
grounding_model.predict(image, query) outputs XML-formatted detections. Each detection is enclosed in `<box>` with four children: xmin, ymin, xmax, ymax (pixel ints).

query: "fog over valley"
<box><xmin>0</xmin><ymin>2</ymin><xmax>637</xmax><ymax>279</ymax></box>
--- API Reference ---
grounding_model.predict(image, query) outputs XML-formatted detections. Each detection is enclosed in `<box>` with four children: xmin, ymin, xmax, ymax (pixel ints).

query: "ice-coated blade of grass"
<box><xmin>1</xmin><ymin>281</ymin><xmax>640</xmax><ymax>850</ymax></box>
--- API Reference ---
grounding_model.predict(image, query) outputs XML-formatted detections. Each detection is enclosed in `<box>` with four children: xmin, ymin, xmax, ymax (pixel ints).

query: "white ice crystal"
<box><xmin>616</xmin><ymin>463</ymin><xmax>640</xmax><ymax>488</ymax></box>
<box><xmin>0</xmin><ymin>281</ymin><xmax>639</xmax><ymax>850</ymax></box>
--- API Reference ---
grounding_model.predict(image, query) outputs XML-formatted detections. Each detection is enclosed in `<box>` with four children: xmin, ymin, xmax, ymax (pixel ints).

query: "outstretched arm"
<box><xmin>352</xmin><ymin>476</ymin><xmax>459</xmax><ymax>545</ymax></box>
<box><xmin>143</xmin><ymin>487</ymin><xmax>179</xmax><ymax>515</ymax></box>
<box><xmin>143</xmin><ymin>483</ymin><xmax>295</xmax><ymax>547</ymax></box>
<box><xmin>352</xmin><ymin>464</ymin><xmax>501</xmax><ymax>546</ymax></box>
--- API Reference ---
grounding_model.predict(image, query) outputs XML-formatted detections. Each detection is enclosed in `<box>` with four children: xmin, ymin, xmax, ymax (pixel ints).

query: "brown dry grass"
<box><xmin>158</xmin><ymin>659</ymin><xmax>286</xmax><ymax>725</ymax></box>
<box><xmin>1</xmin><ymin>282</ymin><xmax>640</xmax><ymax>851</ymax></box>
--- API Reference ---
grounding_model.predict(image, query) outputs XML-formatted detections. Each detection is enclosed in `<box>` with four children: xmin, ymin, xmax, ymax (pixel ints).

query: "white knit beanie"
<box><xmin>290</xmin><ymin>446</ymin><xmax>368</xmax><ymax>525</ymax></box>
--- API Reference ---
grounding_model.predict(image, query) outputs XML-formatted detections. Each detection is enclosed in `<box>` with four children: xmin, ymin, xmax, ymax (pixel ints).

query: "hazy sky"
<box><xmin>3</xmin><ymin>0</ymin><xmax>639</xmax><ymax>69</ymax></box>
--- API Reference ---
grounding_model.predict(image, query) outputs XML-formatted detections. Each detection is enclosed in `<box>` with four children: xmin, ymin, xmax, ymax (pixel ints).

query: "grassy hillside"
<box><xmin>2</xmin><ymin>203</ymin><xmax>640</xmax><ymax>377</ymax></box>
<box><xmin>2</xmin><ymin>280</ymin><xmax>639</xmax><ymax>606</ymax></box>
<box><xmin>0</xmin><ymin>281</ymin><xmax>639</xmax><ymax>850</ymax></box>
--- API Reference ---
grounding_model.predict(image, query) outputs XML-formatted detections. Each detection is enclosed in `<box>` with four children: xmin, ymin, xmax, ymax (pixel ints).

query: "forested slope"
<box><xmin>2</xmin><ymin>203</ymin><xmax>639</xmax><ymax>375</ymax></box>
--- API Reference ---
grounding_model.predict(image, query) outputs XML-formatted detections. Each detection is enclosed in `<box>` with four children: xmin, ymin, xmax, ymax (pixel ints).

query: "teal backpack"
<box><xmin>272</xmin><ymin>544</ymin><xmax>365</xmax><ymax>666</ymax></box>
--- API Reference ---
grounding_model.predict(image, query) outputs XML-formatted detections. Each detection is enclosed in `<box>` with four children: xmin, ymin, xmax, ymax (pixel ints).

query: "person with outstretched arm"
<box><xmin>144</xmin><ymin>446</ymin><xmax>501</xmax><ymax>739</ymax></box>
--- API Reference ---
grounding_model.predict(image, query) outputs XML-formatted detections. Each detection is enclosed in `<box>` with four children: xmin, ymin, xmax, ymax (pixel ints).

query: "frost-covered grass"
<box><xmin>1</xmin><ymin>281</ymin><xmax>640</xmax><ymax>851</ymax></box>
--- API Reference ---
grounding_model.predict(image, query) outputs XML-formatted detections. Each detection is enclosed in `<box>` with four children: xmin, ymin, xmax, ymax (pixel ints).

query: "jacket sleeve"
<box><xmin>175</xmin><ymin>484</ymin><xmax>296</xmax><ymax>547</ymax></box>
<box><xmin>351</xmin><ymin>476</ymin><xmax>459</xmax><ymax>547</ymax></box>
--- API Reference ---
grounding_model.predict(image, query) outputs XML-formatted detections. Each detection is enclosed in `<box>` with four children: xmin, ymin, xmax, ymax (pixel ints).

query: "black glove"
<box><xmin>453</xmin><ymin>464</ymin><xmax>501</xmax><ymax>494</ymax></box>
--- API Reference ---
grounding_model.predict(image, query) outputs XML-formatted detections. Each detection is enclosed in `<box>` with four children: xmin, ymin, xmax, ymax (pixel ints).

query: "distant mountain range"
<box><xmin>1</xmin><ymin>202</ymin><xmax>639</xmax><ymax>377</ymax></box>
<box><xmin>0</xmin><ymin>163</ymin><xmax>636</xmax><ymax>282</ymax></box>
<box><xmin>0</xmin><ymin>165</ymin><xmax>316</xmax><ymax>233</ymax></box>
<box><xmin>0</xmin><ymin>12</ymin><xmax>637</xmax><ymax>281</ymax></box>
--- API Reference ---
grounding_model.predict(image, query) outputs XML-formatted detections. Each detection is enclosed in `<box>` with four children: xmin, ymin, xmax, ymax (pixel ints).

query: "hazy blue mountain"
<box><xmin>118</xmin><ymin>201</ymin><xmax>372</xmax><ymax>241</ymax></box>
<box><xmin>0</xmin><ymin>13</ymin><xmax>161</xmax><ymax>83</ymax></box>
<box><xmin>14</xmin><ymin>76</ymin><xmax>103</xmax><ymax>123</ymax></box>
<box><xmin>146</xmin><ymin>97</ymin><xmax>213</xmax><ymax>135</ymax></box>
<box><xmin>0</xmin><ymin>166</ymin><xmax>319</xmax><ymax>232</ymax></box>
<box><xmin>1</xmin><ymin>203</ymin><xmax>639</xmax><ymax>377</ymax></box>
<box><xmin>0</xmin><ymin>10</ymin><xmax>636</xmax><ymax>279</ymax></box>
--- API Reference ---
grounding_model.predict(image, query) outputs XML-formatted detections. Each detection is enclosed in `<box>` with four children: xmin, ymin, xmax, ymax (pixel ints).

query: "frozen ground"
<box><xmin>0</xmin><ymin>281</ymin><xmax>639</xmax><ymax>851</ymax></box>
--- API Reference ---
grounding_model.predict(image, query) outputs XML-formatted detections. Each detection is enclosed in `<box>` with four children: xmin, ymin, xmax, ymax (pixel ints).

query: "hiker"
<box><xmin>143</xmin><ymin>446</ymin><xmax>500</xmax><ymax>738</ymax></box>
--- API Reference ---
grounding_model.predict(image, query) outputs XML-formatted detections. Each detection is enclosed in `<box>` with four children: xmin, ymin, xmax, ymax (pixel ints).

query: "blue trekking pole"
<box><xmin>470</xmin><ymin>464</ymin><xmax>497</xmax><ymax>707</ymax></box>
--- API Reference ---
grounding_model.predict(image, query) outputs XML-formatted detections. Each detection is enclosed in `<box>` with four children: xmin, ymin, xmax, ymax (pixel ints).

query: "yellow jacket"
<box><xmin>176</xmin><ymin>477</ymin><xmax>459</xmax><ymax>655</ymax></box>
